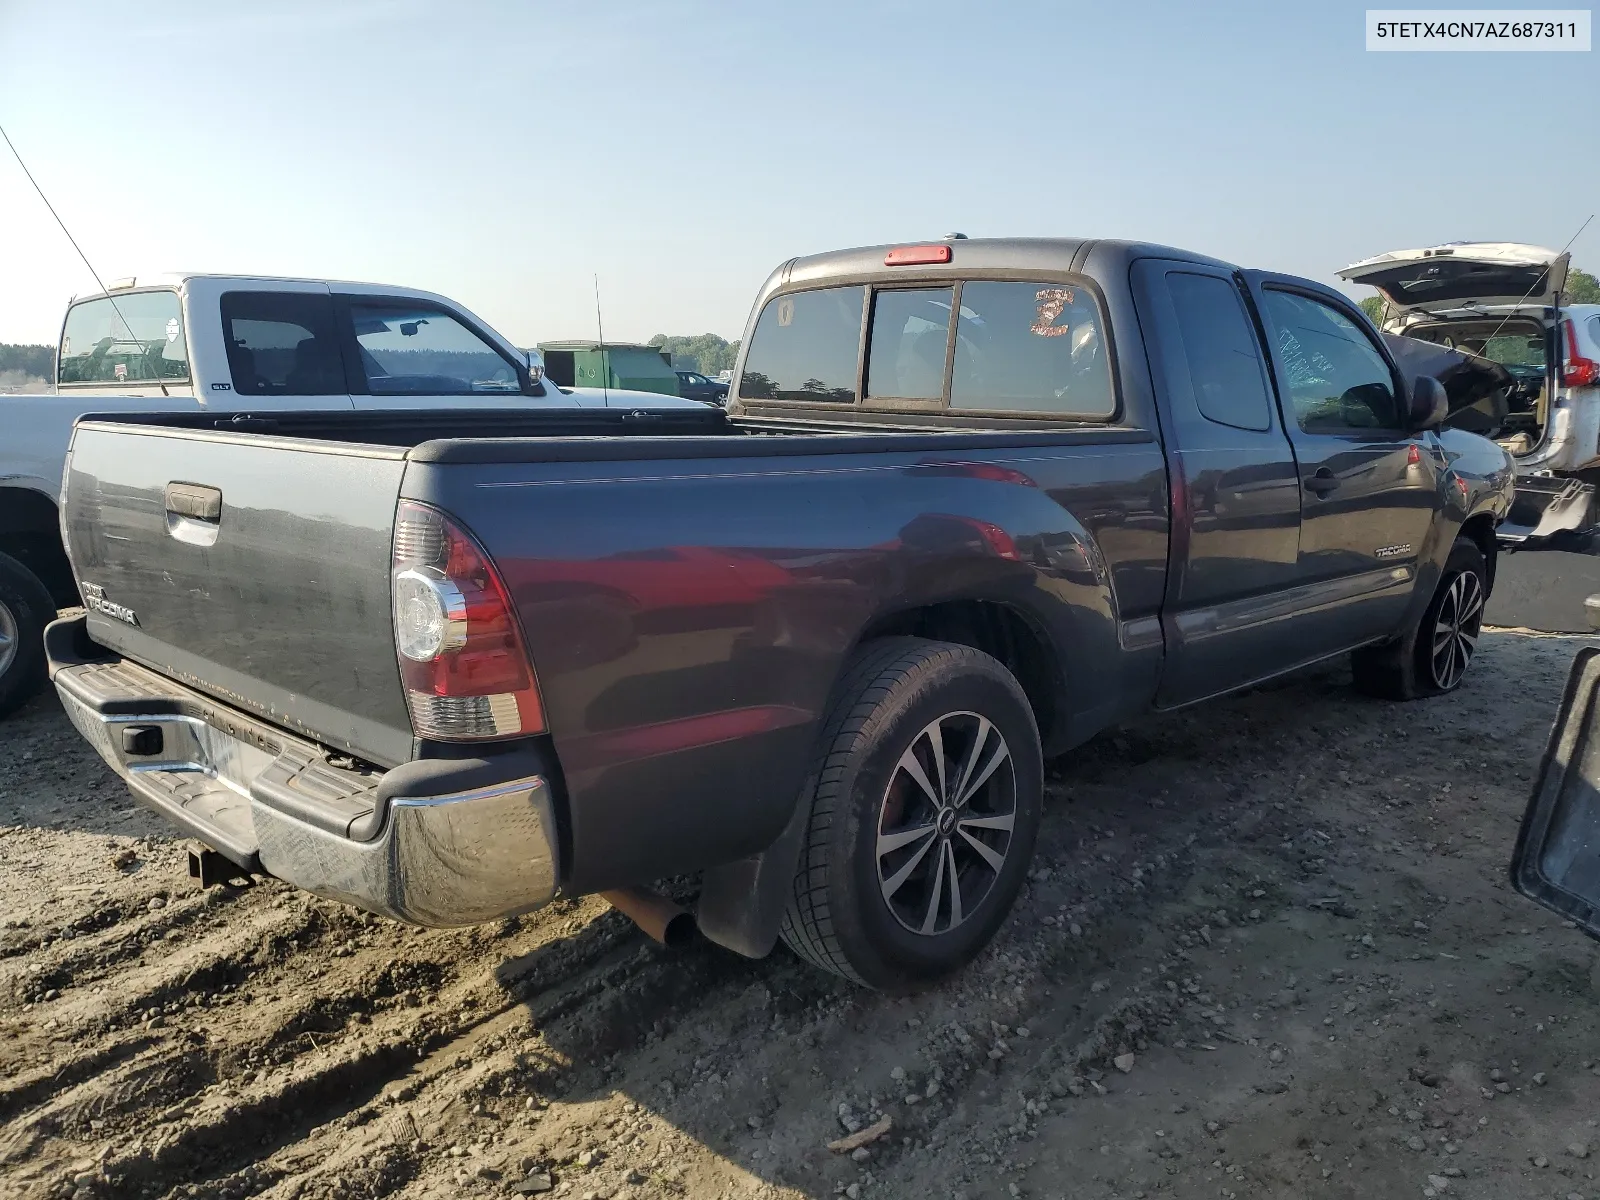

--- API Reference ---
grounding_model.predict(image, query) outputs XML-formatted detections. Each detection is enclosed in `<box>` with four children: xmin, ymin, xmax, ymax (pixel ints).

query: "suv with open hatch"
<box><xmin>1341</xmin><ymin>242</ymin><xmax>1600</xmax><ymax>539</ymax></box>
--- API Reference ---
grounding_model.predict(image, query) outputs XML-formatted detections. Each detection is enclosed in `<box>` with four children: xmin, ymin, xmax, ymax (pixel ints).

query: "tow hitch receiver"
<box><xmin>187</xmin><ymin>842</ymin><xmax>251</xmax><ymax>889</ymax></box>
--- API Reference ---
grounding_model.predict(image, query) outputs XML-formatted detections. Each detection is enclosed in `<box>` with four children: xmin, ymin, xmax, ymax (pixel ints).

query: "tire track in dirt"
<box><xmin>3</xmin><ymin>864</ymin><xmax>776</xmax><ymax>1200</ymax></box>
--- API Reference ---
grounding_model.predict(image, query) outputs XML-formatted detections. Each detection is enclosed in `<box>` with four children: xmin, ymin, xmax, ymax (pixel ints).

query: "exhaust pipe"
<box><xmin>601</xmin><ymin>888</ymin><xmax>696</xmax><ymax>949</ymax></box>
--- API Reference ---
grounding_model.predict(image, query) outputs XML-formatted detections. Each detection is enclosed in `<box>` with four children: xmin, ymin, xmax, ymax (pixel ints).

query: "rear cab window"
<box><xmin>739</xmin><ymin>286</ymin><xmax>865</xmax><ymax>403</ymax></box>
<box><xmin>738</xmin><ymin>278</ymin><xmax>1115</xmax><ymax>419</ymax></box>
<box><xmin>58</xmin><ymin>290</ymin><xmax>188</xmax><ymax>387</ymax></box>
<box><xmin>948</xmin><ymin>282</ymin><xmax>1112</xmax><ymax>416</ymax></box>
<box><xmin>868</xmin><ymin>288</ymin><xmax>952</xmax><ymax>401</ymax></box>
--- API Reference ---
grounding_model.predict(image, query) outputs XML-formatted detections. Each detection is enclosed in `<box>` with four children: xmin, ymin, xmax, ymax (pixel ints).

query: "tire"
<box><xmin>0</xmin><ymin>551</ymin><xmax>54</xmax><ymax>720</ymax></box>
<box><xmin>779</xmin><ymin>637</ymin><xmax>1043</xmax><ymax>989</ymax></box>
<box><xmin>1351</xmin><ymin>537</ymin><xmax>1487</xmax><ymax>701</ymax></box>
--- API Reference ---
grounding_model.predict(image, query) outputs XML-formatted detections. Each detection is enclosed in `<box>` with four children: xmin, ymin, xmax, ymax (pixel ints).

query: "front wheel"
<box><xmin>779</xmin><ymin>638</ymin><xmax>1043</xmax><ymax>989</ymax></box>
<box><xmin>1352</xmin><ymin>536</ymin><xmax>1487</xmax><ymax>700</ymax></box>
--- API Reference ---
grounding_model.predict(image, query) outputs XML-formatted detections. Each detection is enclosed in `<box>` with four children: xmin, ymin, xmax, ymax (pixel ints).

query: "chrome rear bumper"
<box><xmin>51</xmin><ymin>650</ymin><xmax>560</xmax><ymax>927</ymax></box>
<box><xmin>253</xmin><ymin>774</ymin><xmax>559</xmax><ymax>927</ymax></box>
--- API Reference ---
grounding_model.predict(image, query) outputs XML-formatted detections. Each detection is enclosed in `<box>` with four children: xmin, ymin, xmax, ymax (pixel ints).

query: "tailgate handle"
<box><xmin>165</xmin><ymin>482</ymin><xmax>222</xmax><ymax>523</ymax></box>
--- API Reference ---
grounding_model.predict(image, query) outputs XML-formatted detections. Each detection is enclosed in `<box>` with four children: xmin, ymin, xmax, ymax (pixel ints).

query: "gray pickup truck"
<box><xmin>49</xmin><ymin>238</ymin><xmax>1515</xmax><ymax>988</ymax></box>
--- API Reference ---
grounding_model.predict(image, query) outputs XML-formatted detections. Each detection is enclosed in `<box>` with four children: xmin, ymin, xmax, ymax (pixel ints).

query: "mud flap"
<box><xmin>695</xmin><ymin>795</ymin><xmax>811</xmax><ymax>959</ymax></box>
<box><xmin>1511</xmin><ymin>647</ymin><xmax>1600</xmax><ymax>943</ymax></box>
<box><xmin>1497</xmin><ymin>477</ymin><xmax>1596</xmax><ymax>545</ymax></box>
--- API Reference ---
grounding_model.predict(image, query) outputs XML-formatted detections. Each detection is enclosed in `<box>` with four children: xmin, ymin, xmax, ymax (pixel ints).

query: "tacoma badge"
<box><xmin>81</xmin><ymin>582</ymin><xmax>139</xmax><ymax>627</ymax></box>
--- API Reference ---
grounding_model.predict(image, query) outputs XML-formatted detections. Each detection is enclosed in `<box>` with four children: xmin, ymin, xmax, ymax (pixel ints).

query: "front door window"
<box><xmin>349</xmin><ymin>305</ymin><xmax>521</xmax><ymax>396</ymax></box>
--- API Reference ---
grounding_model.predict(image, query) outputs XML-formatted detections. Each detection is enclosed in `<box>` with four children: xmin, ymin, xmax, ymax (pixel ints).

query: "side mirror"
<box><xmin>1408</xmin><ymin>375</ymin><xmax>1449</xmax><ymax>432</ymax></box>
<box><xmin>524</xmin><ymin>350</ymin><xmax>545</xmax><ymax>389</ymax></box>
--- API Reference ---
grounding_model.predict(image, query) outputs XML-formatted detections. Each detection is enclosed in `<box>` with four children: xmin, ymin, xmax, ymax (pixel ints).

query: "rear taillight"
<box><xmin>1562</xmin><ymin>319</ymin><xmax>1599</xmax><ymax>388</ymax></box>
<box><xmin>392</xmin><ymin>500</ymin><xmax>544</xmax><ymax>740</ymax></box>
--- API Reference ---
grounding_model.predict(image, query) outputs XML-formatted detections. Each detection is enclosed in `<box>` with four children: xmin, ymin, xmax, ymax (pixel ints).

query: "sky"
<box><xmin>1</xmin><ymin>0</ymin><xmax>1596</xmax><ymax>347</ymax></box>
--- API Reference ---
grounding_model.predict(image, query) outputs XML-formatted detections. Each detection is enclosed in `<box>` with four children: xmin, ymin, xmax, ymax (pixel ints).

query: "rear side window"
<box><xmin>350</xmin><ymin>303</ymin><xmax>522</xmax><ymax>395</ymax></box>
<box><xmin>739</xmin><ymin>286</ymin><xmax>864</xmax><ymax>403</ymax></box>
<box><xmin>867</xmin><ymin>288</ymin><xmax>953</xmax><ymax>400</ymax></box>
<box><xmin>949</xmin><ymin>282</ymin><xmax>1114</xmax><ymax>416</ymax></box>
<box><xmin>58</xmin><ymin>291</ymin><xmax>188</xmax><ymax>385</ymax></box>
<box><xmin>221</xmin><ymin>292</ymin><xmax>345</xmax><ymax>396</ymax></box>
<box><xmin>1166</xmin><ymin>272</ymin><xmax>1272</xmax><ymax>431</ymax></box>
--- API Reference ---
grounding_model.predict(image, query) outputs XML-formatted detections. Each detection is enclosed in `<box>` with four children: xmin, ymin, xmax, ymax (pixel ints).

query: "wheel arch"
<box><xmin>696</xmin><ymin>590</ymin><xmax>1085</xmax><ymax>962</ymax></box>
<box><xmin>1458</xmin><ymin>510</ymin><xmax>1498</xmax><ymax>596</ymax></box>
<box><xmin>0</xmin><ymin>485</ymin><xmax>77</xmax><ymax>608</ymax></box>
<box><xmin>851</xmin><ymin>598</ymin><xmax>1065</xmax><ymax>755</ymax></box>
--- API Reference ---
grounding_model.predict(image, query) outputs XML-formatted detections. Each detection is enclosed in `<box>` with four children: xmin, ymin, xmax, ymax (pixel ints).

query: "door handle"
<box><xmin>1303</xmin><ymin>469</ymin><xmax>1340</xmax><ymax>497</ymax></box>
<box><xmin>165</xmin><ymin>482</ymin><xmax>222</xmax><ymax>522</ymax></box>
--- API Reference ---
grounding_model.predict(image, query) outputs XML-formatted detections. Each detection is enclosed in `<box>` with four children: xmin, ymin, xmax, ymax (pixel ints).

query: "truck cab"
<box><xmin>60</xmin><ymin>274</ymin><xmax>561</xmax><ymax>407</ymax></box>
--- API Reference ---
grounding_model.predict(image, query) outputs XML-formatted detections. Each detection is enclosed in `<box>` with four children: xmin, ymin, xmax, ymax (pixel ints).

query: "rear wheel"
<box><xmin>0</xmin><ymin>551</ymin><xmax>54</xmax><ymax>719</ymax></box>
<box><xmin>1352</xmin><ymin>537</ymin><xmax>1487</xmax><ymax>700</ymax></box>
<box><xmin>780</xmin><ymin>638</ymin><xmax>1043</xmax><ymax>989</ymax></box>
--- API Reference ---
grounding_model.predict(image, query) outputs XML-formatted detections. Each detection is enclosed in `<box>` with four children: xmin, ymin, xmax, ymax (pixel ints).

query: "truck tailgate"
<box><xmin>62</xmin><ymin>422</ymin><xmax>414</xmax><ymax>765</ymax></box>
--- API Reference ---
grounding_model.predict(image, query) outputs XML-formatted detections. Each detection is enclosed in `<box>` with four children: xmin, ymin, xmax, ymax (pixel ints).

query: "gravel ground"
<box><xmin>3</xmin><ymin>629</ymin><xmax>1600</xmax><ymax>1200</ymax></box>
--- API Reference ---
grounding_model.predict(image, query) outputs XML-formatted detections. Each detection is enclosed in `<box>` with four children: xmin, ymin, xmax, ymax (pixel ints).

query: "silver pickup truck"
<box><xmin>0</xmin><ymin>274</ymin><xmax>704</xmax><ymax>717</ymax></box>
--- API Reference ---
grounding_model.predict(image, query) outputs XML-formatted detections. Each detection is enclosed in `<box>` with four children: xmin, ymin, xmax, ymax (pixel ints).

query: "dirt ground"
<box><xmin>4</xmin><ymin>629</ymin><xmax>1600</xmax><ymax>1200</ymax></box>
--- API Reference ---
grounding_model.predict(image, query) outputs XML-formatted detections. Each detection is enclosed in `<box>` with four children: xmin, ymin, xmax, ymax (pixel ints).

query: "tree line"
<box><xmin>0</xmin><ymin>343</ymin><xmax>53</xmax><ymax>391</ymax></box>
<box><xmin>647</xmin><ymin>333</ymin><xmax>740</xmax><ymax>375</ymax></box>
<box><xmin>0</xmin><ymin>343</ymin><xmax>53</xmax><ymax>376</ymax></box>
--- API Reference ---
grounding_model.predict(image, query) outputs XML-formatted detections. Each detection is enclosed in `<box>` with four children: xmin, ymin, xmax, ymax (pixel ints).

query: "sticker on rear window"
<box><xmin>777</xmin><ymin>297</ymin><xmax>795</xmax><ymax>327</ymax></box>
<box><xmin>1031</xmin><ymin>287</ymin><xmax>1077</xmax><ymax>338</ymax></box>
<box><xmin>113</xmin><ymin>363</ymin><xmax>127</xmax><ymax>381</ymax></box>
<box><xmin>165</xmin><ymin>318</ymin><xmax>180</xmax><ymax>343</ymax></box>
